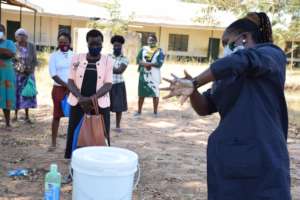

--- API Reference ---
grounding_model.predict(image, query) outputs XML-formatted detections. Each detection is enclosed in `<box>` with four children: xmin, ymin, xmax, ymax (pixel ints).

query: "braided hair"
<box><xmin>226</xmin><ymin>12</ymin><xmax>273</xmax><ymax>44</ymax></box>
<box><xmin>256</xmin><ymin>12</ymin><xmax>273</xmax><ymax>43</ymax></box>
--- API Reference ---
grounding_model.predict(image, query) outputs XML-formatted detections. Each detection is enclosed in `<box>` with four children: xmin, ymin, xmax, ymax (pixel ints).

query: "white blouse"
<box><xmin>49</xmin><ymin>50</ymin><xmax>73</xmax><ymax>86</ymax></box>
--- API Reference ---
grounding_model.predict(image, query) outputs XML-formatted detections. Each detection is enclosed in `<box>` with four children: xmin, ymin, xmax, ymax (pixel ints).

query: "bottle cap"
<box><xmin>50</xmin><ymin>164</ymin><xmax>58</xmax><ymax>172</ymax></box>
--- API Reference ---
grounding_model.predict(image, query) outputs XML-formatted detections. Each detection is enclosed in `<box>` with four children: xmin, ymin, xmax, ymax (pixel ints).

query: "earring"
<box><xmin>242</xmin><ymin>39</ymin><xmax>247</xmax><ymax>45</ymax></box>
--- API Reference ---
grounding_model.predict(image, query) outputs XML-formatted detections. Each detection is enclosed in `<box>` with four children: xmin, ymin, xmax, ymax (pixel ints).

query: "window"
<box><xmin>168</xmin><ymin>34</ymin><xmax>189</xmax><ymax>51</ymax></box>
<box><xmin>58</xmin><ymin>25</ymin><xmax>71</xmax><ymax>35</ymax></box>
<box><xmin>285</xmin><ymin>41</ymin><xmax>300</xmax><ymax>59</ymax></box>
<box><xmin>137</xmin><ymin>32</ymin><xmax>156</xmax><ymax>46</ymax></box>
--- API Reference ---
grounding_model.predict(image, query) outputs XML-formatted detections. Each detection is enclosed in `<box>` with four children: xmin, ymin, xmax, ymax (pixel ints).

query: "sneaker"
<box><xmin>12</xmin><ymin>117</ymin><xmax>18</xmax><ymax>122</ymax></box>
<box><xmin>25</xmin><ymin>118</ymin><xmax>33</xmax><ymax>124</ymax></box>
<box><xmin>133</xmin><ymin>112</ymin><xmax>141</xmax><ymax>117</ymax></box>
<box><xmin>115</xmin><ymin>128</ymin><xmax>122</xmax><ymax>133</ymax></box>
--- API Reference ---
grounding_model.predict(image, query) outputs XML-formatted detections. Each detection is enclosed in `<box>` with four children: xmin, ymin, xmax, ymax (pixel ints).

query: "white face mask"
<box><xmin>223</xmin><ymin>45</ymin><xmax>233</xmax><ymax>57</ymax></box>
<box><xmin>223</xmin><ymin>44</ymin><xmax>245</xmax><ymax>57</ymax></box>
<box><xmin>0</xmin><ymin>32</ymin><xmax>4</xmax><ymax>39</ymax></box>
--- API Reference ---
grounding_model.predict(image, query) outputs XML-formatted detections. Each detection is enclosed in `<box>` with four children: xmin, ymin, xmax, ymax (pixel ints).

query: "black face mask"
<box><xmin>113</xmin><ymin>47</ymin><xmax>122</xmax><ymax>56</ymax></box>
<box><xmin>88</xmin><ymin>47</ymin><xmax>102</xmax><ymax>56</ymax></box>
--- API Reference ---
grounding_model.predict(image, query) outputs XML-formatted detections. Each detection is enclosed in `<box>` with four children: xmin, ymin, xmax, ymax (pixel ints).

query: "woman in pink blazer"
<box><xmin>65</xmin><ymin>29</ymin><xmax>113</xmax><ymax>159</ymax></box>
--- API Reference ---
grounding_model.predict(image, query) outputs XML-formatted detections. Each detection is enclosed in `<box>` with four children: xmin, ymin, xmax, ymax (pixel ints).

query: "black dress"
<box><xmin>205</xmin><ymin>44</ymin><xmax>291</xmax><ymax>200</ymax></box>
<box><xmin>65</xmin><ymin>57</ymin><xmax>111</xmax><ymax>159</ymax></box>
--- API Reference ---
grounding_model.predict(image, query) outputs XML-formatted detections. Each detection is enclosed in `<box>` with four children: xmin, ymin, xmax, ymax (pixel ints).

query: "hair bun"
<box><xmin>245</xmin><ymin>12</ymin><xmax>261</xmax><ymax>26</ymax></box>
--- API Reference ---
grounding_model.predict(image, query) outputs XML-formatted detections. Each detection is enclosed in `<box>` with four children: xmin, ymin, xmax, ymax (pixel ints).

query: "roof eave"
<box><xmin>129</xmin><ymin>21</ymin><xmax>226</xmax><ymax>31</ymax></box>
<box><xmin>4</xmin><ymin>0</ymin><xmax>43</xmax><ymax>12</ymax></box>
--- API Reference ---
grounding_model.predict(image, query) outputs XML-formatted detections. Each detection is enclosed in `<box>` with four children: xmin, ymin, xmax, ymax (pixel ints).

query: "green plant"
<box><xmin>184</xmin><ymin>0</ymin><xmax>300</xmax><ymax>45</ymax></box>
<box><xmin>88</xmin><ymin>0</ymin><xmax>134</xmax><ymax>35</ymax></box>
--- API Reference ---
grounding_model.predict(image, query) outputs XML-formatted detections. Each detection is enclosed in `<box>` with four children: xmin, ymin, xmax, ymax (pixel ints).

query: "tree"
<box><xmin>182</xmin><ymin>0</ymin><xmax>300</xmax><ymax>44</ymax></box>
<box><xmin>183</xmin><ymin>0</ymin><xmax>300</xmax><ymax>67</ymax></box>
<box><xmin>88</xmin><ymin>0</ymin><xmax>134</xmax><ymax>35</ymax></box>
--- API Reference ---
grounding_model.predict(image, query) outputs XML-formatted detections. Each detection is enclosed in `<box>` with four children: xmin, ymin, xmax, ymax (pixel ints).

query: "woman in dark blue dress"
<box><xmin>163</xmin><ymin>12</ymin><xmax>291</xmax><ymax>200</ymax></box>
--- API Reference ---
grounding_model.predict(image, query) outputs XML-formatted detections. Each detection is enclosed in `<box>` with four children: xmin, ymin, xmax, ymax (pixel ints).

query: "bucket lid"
<box><xmin>71</xmin><ymin>147</ymin><xmax>138</xmax><ymax>176</ymax></box>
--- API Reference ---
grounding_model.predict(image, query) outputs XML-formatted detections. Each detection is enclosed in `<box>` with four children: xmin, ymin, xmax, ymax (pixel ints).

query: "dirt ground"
<box><xmin>0</xmin><ymin>64</ymin><xmax>299</xmax><ymax>200</ymax></box>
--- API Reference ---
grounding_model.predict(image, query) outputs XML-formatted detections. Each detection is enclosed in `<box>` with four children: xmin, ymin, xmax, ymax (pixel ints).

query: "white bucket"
<box><xmin>71</xmin><ymin>147</ymin><xmax>139</xmax><ymax>200</ymax></box>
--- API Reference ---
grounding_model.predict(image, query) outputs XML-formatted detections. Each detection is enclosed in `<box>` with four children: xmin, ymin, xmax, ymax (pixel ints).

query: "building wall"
<box><xmin>2</xmin><ymin>10</ymin><xmax>87</xmax><ymax>47</ymax></box>
<box><xmin>2</xmin><ymin>9</ymin><xmax>224</xmax><ymax>59</ymax></box>
<box><xmin>129</xmin><ymin>25</ymin><xmax>224</xmax><ymax>59</ymax></box>
<box><xmin>160</xmin><ymin>27</ymin><xmax>223</xmax><ymax>58</ymax></box>
<box><xmin>129</xmin><ymin>25</ymin><xmax>160</xmax><ymax>38</ymax></box>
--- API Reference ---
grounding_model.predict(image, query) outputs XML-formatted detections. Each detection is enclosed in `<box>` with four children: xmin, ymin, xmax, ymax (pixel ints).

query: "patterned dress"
<box><xmin>15</xmin><ymin>45</ymin><xmax>37</xmax><ymax>109</ymax></box>
<box><xmin>0</xmin><ymin>40</ymin><xmax>16</xmax><ymax>110</ymax></box>
<box><xmin>136</xmin><ymin>46</ymin><xmax>165</xmax><ymax>97</ymax></box>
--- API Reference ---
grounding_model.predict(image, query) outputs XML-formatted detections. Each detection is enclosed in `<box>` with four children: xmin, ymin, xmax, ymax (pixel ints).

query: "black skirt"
<box><xmin>110</xmin><ymin>82</ymin><xmax>128</xmax><ymax>112</ymax></box>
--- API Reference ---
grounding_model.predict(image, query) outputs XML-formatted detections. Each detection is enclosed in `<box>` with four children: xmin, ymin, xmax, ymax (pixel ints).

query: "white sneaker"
<box><xmin>133</xmin><ymin>112</ymin><xmax>141</xmax><ymax>117</ymax></box>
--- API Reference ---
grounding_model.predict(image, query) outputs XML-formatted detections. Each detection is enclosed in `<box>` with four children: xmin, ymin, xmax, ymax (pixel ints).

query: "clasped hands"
<box><xmin>161</xmin><ymin>70</ymin><xmax>195</xmax><ymax>105</ymax></box>
<box><xmin>78</xmin><ymin>95</ymin><xmax>96</xmax><ymax>113</ymax></box>
<box><xmin>140</xmin><ymin>61</ymin><xmax>152</xmax><ymax>71</ymax></box>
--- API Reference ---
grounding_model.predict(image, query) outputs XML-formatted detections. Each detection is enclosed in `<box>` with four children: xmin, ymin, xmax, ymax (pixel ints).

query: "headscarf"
<box><xmin>15</xmin><ymin>28</ymin><xmax>28</xmax><ymax>37</ymax></box>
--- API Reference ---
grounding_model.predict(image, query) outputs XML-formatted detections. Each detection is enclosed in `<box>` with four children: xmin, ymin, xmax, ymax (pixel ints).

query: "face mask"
<box><xmin>149</xmin><ymin>43</ymin><xmax>157</xmax><ymax>48</ymax></box>
<box><xmin>223</xmin><ymin>45</ymin><xmax>233</xmax><ymax>57</ymax></box>
<box><xmin>223</xmin><ymin>44</ymin><xmax>245</xmax><ymax>57</ymax></box>
<box><xmin>0</xmin><ymin>32</ymin><xmax>4</xmax><ymax>39</ymax></box>
<box><xmin>59</xmin><ymin>44</ymin><xmax>70</xmax><ymax>52</ymax></box>
<box><xmin>89</xmin><ymin>47</ymin><xmax>102</xmax><ymax>56</ymax></box>
<box><xmin>113</xmin><ymin>47</ymin><xmax>122</xmax><ymax>56</ymax></box>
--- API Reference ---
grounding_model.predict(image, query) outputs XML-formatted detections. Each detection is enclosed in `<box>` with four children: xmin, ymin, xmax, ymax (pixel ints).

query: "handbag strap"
<box><xmin>91</xmin><ymin>96</ymin><xmax>100</xmax><ymax>115</ymax></box>
<box><xmin>91</xmin><ymin>96</ymin><xmax>108</xmax><ymax>145</ymax></box>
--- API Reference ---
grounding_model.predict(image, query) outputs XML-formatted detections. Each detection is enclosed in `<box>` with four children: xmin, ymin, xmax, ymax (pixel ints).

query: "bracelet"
<box><xmin>192</xmin><ymin>79</ymin><xmax>199</xmax><ymax>89</ymax></box>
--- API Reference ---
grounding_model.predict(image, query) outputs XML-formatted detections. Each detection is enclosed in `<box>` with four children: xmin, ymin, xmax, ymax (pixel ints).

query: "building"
<box><xmin>1</xmin><ymin>0</ymin><xmax>237</xmax><ymax>61</ymax></box>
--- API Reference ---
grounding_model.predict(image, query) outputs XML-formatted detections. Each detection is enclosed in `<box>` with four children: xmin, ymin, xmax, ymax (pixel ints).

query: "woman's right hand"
<box><xmin>78</xmin><ymin>96</ymin><xmax>93</xmax><ymax>113</ymax></box>
<box><xmin>161</xmin><ymin>70</ymin><xmax>195</xmax><ymax>104</ymax></box>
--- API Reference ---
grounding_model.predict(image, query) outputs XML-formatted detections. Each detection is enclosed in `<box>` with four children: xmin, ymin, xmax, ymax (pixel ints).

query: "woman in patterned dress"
<box><xmin>0</xmin><ymin>24</ymin><xmax>16</xmax><ymax>130</ymax></box>
<box><xmin>136</xmin><ymin>35</ymin><xmax>165</xmax><ymax>117</ymax></box>
<box><xmin>14</xmin><ymin>28</ymin><xmax>38</xmax><ymax>123</ymax></box>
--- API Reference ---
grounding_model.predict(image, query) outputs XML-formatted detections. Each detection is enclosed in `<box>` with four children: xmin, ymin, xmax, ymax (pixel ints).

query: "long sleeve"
<box><xmin>68</xmin><ymin>54</ymin><xmax>78</xmax><ymax>81</ymax></box>
<box><xmin>49</xmin><ymin>53</ymin><xmax>57</xmax><ymax>78</ymax></box>
<box><xmin>136</xmin><ymin>48</ymin><xmax>144</xmax><ymax>72</ymax></box>
<box><xmin>104</xmin><ymin>56</ymin><xmax>113</xmax><ymax>84</ymax></box>
<box><xmin>136</xmin><ymin>48</ymin><xmax>143</xmax><ymax>65</ymax></box>
<box><xmin>154</xmin><ymin>49</ymin><xmax>165</xmax><ymax>68</ymax></box>
<box><xmin>202</xmin><ymin>88</ymin><xmax>218</xmax><ymax>114</ymax></box>
<box><xmin>210</xmin><ymin>45</ymin><xmax>285</xmax><ymax>81</ymax></box>
<box><xmin>7</xmin><ymin>40</ymin><xmax>16</xmax><ymax>54</ymax></box>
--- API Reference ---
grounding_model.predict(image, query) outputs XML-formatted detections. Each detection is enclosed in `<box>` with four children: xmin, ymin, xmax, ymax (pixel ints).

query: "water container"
<box><xmin>71</xmin><ymin>147</ymin><xmax>139</xmax><ymax>200</ymax></box>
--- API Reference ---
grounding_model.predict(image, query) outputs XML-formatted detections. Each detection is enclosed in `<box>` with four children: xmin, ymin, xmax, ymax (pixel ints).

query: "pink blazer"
<box><xmin>67</xmin><ymin>53</ymin><xmax>113</xmax><ymax>108</ymax></box>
